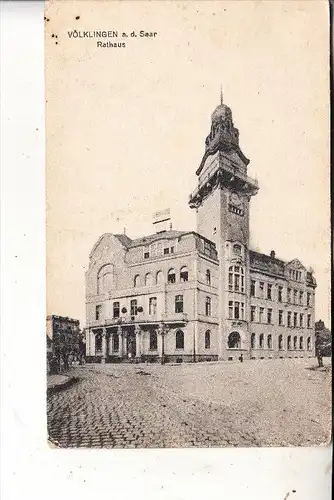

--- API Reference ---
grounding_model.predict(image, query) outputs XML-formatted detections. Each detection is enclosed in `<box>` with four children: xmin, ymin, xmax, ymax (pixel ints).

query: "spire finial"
<box><xmin>220</xmin><ymin>85</ymin><xmax>223</xmax><ymax>105</ymax></box>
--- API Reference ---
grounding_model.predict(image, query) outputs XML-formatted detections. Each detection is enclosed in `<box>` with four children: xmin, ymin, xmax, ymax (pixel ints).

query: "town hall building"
<box><xmin>85</xmin><ymin>96</ymin><xmax>316</xmax><ymax>363</ymax></box>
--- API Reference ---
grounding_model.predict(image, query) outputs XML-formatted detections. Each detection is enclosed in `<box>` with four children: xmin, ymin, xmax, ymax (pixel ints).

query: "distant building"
<box><xmin>85</xmin><ymin>97</ymin><xmax>316</xmax><ymax>363</ymax></box>
<box><xmin>47</xmin><ymin>315</ymin><xmax>80</xmax><ymax>342</ymax></box>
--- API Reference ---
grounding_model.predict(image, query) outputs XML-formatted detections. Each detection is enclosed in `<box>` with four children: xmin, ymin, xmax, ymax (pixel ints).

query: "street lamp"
<box><xmin>157</xmin><ymin>321</ymin><xmax>168</xmax><ymax>365</ymax></box>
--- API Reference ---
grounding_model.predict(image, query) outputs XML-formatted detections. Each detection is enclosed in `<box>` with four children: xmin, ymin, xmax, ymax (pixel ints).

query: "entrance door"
<box><xmin>127</xmin><ymin>331</ymin><xmax>136</xmax><ymax>359</ymax></box>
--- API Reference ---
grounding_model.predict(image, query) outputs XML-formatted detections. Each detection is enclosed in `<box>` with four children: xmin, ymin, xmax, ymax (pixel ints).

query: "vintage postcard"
<box><xmin>45</xmin><ymin>0</ymin><xmax>331</xmax><ymax>448</ymax></box>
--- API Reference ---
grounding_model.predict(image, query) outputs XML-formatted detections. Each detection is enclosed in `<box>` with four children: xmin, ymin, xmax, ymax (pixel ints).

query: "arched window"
<box><xmin>293</xmin><ymin>335</ymin><xmax>297</xmax><ymax>350</ymax></box>
<box><xmin>233</xmin><ymin>243</ymin><xmax>242</xmax><ymax>255</ymax></box>
<box><xmin>228</xmin><ymin>331</ymin><xmax>241</xmax><ymax>349</ymax></box>
<box><xmin>156</xmin><ymin>270</ymin><xmax>164</xmax><ymax>284</ymax></box>
<box><xmin>206</xmin><ymin>269</ymin><xmax>211</xmax><ymax>285</ymax></box>
<box><xmin>168</xmin><ymin>268</ymin><xmax>176</xmax><ymax>284</ymax></box>
<box><xmin>97</xmin><ymin>264</ymin><xmax>114</xmax><ymax>294</ymax></box>
<box><xmin>259</xmin><ymin>333</ymin><xmax>264</xmax><ymax>348</ymax></box>
<box><xmin>205</xmin><ymin>330</ymin><xmax>211</xmax><ymax>349</ymax></box>
<box><xmin>134</xmin><ymin>274</ymin><xmax>140</xmax><ymax>287</ymax></box>
<box><xmin>228</xmin><ymin>265</ymin><xmax>245</xmax><ymax>293</ymax></box>
<box><xmin>149</xmin><ymin>331</ymin><xmax>157</xmax><ymax>350</ymax></box>
<box><xmin>299</xmin><ymin>336</ymin><xmax>304</xmax><ymax>350</ymax></box>
<box><xmin>307</xmin><ymin>337</ymin><xmax>312</xmax><ymax>351</ymax></box>
<box><xmin>145</xmin><ymin>273</ymin><xmax>153</xmax><ymax>286</ymax></box>
<box><xmin>287</xmin><ymin>335</ymin><xmax>292</xmax><ymax>350</ymax></box>
<box><xmin>176</xmin><ymin>330</ymin><xmax>184</xmax><ymax>349</ymax></box>
<box><xmin>251</xmin><ymin>333</ymin><xmax>255</xmax><ymax>349</ymax></box>
<box><xmin>267</xmin><ymin>334</ymin><xmax>272</xmax><ymax>349</ymax></box>
<box><xmin>180</xmin><ymin>266</ymin><xmax>189</xmax><ymax>282</ymax></box>
<box><xmin>278</xmin><ymin>334</ymin><xmax>283</xmax><ymax>350</ymax></box>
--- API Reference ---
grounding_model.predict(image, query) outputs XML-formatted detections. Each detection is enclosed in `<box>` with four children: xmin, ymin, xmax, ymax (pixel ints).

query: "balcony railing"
<box><xmin>89</xmin><ymin>312</ymin><xmax>189</xmax><ymax>328</ymax></box>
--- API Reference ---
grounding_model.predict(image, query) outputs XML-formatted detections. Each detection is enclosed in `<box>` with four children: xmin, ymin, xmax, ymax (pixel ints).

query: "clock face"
<box><xmin>230</xmin><ymin>192</ymin><xmax>242</xmax><ymax>206</ymax></box>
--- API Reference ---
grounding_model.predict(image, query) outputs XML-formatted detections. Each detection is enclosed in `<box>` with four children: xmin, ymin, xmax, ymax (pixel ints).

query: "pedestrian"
<box><xmin>239</xmin><ymin>353</ymin><xmax>244</xmax><ymax>363</ymax></box>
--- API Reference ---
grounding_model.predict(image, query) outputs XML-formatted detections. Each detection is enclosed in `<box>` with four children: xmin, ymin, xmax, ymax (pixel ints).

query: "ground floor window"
<box><xmin>149</xmin><ymin>331</ymin><xmax>158</xmax><ymax>350</ymax></box>
<box><xmin>176</xmin><ymin>330</ymin><xmax>184</xmax><ymax>349</ymax></box>
<box><xmin>205</xmin><ymin>330</ymin><xmax>211</xmax><ymax>349</ymax></box>
<box><xmin>278</xmin><ymin>334</ymin><xmax>283</xmax><ymax>350</ymax></box>
<box><xmin>251</xmin><ymin>333</ymin><xmax>255</xmax><ymax>348</ymax></box>
<box><xmin>307</xmin><ymin>337</ymin><xmax>312</xmax><ymax>351</ymax></box>
<box><xmin>227</xmin><ymin>331</ymin><xmax>241</xmax><ymax>349</ymax></box>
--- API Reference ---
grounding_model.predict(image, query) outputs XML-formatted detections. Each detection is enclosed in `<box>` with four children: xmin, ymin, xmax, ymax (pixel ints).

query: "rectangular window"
<box><xmin>241</xmin><ymin>302</ymin><xmax>245</xmax><ymax>320</ymax></box>
<box><xmin>164</xmin><ymin>247</ymin><xmax>170</xmax><ymax>255</ymax></box>
<box><xmin>287</xmin><ymin>288</ymin><xmax>291</xmax><ymax>303</ymax></box>
<box><xmin>307</xmin><ymin>314</ymin><xmax>311</xmax><ymax>328</ymax></box>
<box><xmin>299</xmin><ymin>313</ymin><xmax>304</xmax><ymax>328</ymax></box>
<box><xmin>294</xmin><ymin>289</ymin><xmax>298</xmax><ymax>304</ymax></box>
<box><xmin>293</xmin><ymin>312</ymin><xmax>298</xmax><ymax>328</ymax></box>
<box><xmin>205</xmin><ymin>296</ymin><xmax>212</xmax><ymax>316</ymax></box>
<box><xmin>205</xmin><ymin>331</ymin><xmax>210</xmax><ymax>349</ymax></box>
<box><xmin>278</xmin><ymin>286</ymin><xmax>283</xmax><ymax>302</ymax></box>
<box><xmin>234</xmin><ymin>302</ymin><xmax>240</xmax><ymax>320</ymax></box>
<box><xmin>267</xmin><ymin>308</ymin><xmax>272</xmax><ymax>324</ymax></box>
<box><xmin>251</xmin><ymin>306</ymin><xmax>256</xmax><ymax>322</ymax></box>
<box><xmin>259</xmin><ymin>307</ymin><xmax>264</xmax><ymax>323</ymax></box>
<box><xmin>307</xmin><ymin>292</ymin><xmax>311</xmax><ymax>306</ymax></box>
<box><xmin>113</xmin><ymin>302</ymin><xmax>120</xmax><ymax>318</ymax></box>
<box><xmin>143</xmin><ymin>245</ymin><xmax>150</xmax><ymax>259</ymax></box>
<box><xmin>267</xmin><ymin>284</ymin><xmax>272</xmax><ymax>300</ymax></box>
<box><xmin>250</xmin><ymin>280</ymin><xmax>256</xmax><ymax>297</ymax></box>
<box><xmin>287</xmin><ymin>311</ymin><xmax>292</xmax><ymax>327</ymax></box>
<box><xmin>149</xmin><ymin>297</ymin><xmax>157</xmax><ymax>315</ymax></box>
<box><xmin>130</xmin><ymin>299</ymin><xmax>138</xmax><ymax>316</ymax></box>
<box><xmin>228</xmin><ymin>301</ymin><xmax>233</xmax><ymax>319</ymax></box>
<box><xmin>279</xmin><ymin>310</ymin><xmax>284</xmax><ymax>326</ymax></box>
<box><xmin>95</xmin><ymin>305</ymin><xmax>102</xmax><ymax>321</ymax></box>
<box><xmin>175</xmin><ymin>295</ymin><xmax>184</xmax><ymax>313</ymax></box>
<box><xmin>259</xmin><ymin>282</ymin><xmax>264</xmax><ymax>298</ymax></box>
<box><xmin>170</xmin><ymin>246</ymin><xmax>174</xmax><ymax>254</ymax></box>
<box><xmin>299</xmin><ymin>291</ymin><xmax>304</xmax><ymax>305</ymax></box>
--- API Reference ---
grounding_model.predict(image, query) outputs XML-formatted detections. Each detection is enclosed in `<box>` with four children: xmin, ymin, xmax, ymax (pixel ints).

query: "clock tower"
<box><xmin>189</xmin><ymin>94</ymin><xmax>259</xmax><ymax>360</ymax></box>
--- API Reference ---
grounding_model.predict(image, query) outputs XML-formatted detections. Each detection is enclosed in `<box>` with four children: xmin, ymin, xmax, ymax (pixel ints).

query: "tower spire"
<box><xmin>220</xmin><ymin>85</ymin><xmax>223</xmax><ymax>105</ymax></box>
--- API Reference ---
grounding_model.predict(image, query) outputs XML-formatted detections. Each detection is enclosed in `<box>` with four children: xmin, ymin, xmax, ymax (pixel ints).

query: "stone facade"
<box><xmin>85</xmin><ymin>98</ymin><xmax>316</xmax><ymax>363</ymax></box>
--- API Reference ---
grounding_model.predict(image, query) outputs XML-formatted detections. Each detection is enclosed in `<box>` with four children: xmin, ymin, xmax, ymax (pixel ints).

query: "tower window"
<box><xmin>233</xmin><ymin>244</ymin><xmax>242</xmax><ymax>255</ymax></box>
<box><xmin>228</xmin><ymin>266</ymin><xmax>245</xmax><ymax>293</ymax></box>
<box><xmin>205</xmin><ymin>296</ymin><xmax>212</xmax><ymax>316</ymax></box>
<box><xmin>205</xmin><ymin>330</ymin><xmax>211</xmax><ymax>349</ymax></box>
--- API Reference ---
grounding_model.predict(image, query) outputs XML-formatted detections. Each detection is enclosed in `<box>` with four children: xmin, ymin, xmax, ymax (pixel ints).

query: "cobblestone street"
<box><xmin>47</xmin><ymin>358</ymin><xmax>331</xmax><ymax>448</ymax></box>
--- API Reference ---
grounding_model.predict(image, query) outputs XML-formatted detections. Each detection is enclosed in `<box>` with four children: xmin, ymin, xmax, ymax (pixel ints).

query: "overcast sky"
<box><xmin>46</xmin><ymin>0</ymin><xmax>330</xmax><ymax>327</ymax></box>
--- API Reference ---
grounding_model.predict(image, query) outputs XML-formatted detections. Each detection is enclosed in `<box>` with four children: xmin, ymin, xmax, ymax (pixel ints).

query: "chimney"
<box><xmin>270</xmin><ymin>250</ymin><xmax>276</xmax><ymax>259</ymax></box>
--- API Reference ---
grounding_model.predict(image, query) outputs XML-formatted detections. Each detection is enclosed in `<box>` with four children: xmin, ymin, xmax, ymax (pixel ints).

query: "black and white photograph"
<box><xmin>44</xmin><ymin>0</ymin><xmax>331</xmax><ymax>449</ymax></box>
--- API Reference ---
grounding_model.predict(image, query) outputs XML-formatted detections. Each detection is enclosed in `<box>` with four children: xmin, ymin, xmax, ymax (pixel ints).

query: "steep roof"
<box><xmin>249</xmin><ymin>250</ymin><xmax>286</xmax><ymax>277</ymax></box>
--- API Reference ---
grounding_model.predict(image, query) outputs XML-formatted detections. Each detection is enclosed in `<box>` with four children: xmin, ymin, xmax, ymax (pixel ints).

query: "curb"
<box><xmin>47</xmin><ymin>376</ymin><xmax>78</xmax><ymax>396</ymax></box>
